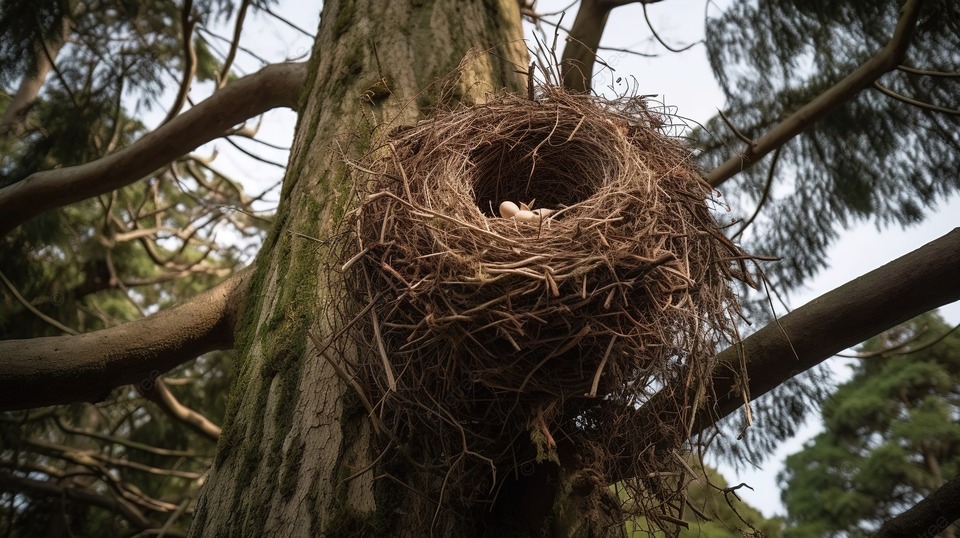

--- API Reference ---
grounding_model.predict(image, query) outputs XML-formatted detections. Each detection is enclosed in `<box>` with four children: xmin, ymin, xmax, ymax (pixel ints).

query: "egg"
<box><xmin>499</xmin><ymin>200</ymin><xmax>555</xmax><ymax>223</ymax></box>
<box><xmin>513</xmin><ymin>209</ymin><xmax>538</xmax><ymax>222</ymax></box>
<box><xmin>499</xmin><ymin>201</ymin><xmax>520</xmax><ymax>218</ymax></box>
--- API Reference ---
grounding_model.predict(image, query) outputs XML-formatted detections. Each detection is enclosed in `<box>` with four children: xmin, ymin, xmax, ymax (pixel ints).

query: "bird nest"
<box><xmin>336</xmin><ymin>87</ymin><xmax>752</xmax><ymax>525</ymax></box>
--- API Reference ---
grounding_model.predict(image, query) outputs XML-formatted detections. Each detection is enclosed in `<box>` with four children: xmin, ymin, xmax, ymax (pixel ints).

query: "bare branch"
<box><xmin>706</xmin><ymin>0</ymin><xmax>925</xmax><ymax>188</ymax></box>
<box><xmin>55</xmin><ymin>416</ymin><xmax>203</xmax><ymax>458</ymax></box>
<box><xmin>873</xmin><ymin>81</ymin><xmax>960</xmax><ymax>116</ymax></box>
<box><xmin>218</xmin><ymin>0</ymin><xmax>252</xmax><ymax>88</ymax></box>
<box><xmin>520</xmin><ymin>0</ymin><xmax>578</xmax><ymax>21</ymax></box>
<box><xmin>140</xmin><ymin>379</ymin><xmax>222</xmax><ymax>441</ymax></box>
<box><xmin>0</xmin><ymin>269</ymin><xmax>78</xmax><ymax>335</ymax></box>
<box><xmin>640</xmin><ymin>2</ymin><xmax>699</xmax><ymax>53</ymax></box>
<box><xmin>700</xmin><ymin>227</ymin><xmax>960</xmax><ymax>433</ymax></box>
<box><xmin>730</xmin><ymin>146</ymin><xmax>781</xmax><ymax>240</ymax></box>
<box><xmin>595</xmin><ymin>44</ymin><xmax>657</xmax><ymax>58</ymax></box>
<box><xmin>222</xmin><ymin>136</ymin><xmax>288</xmax><ymax>168</ymax></box>
<box><xmin>0</xmin><ymin>268</ymin><xmax>252</xmax><ymax>410</ymax></box>
<box><xmin>260</xmin><ymin>5</ymin><xmax>316</xmax><ymax>39</ymax></box>
<box><xmin>598</xmin><ymin>0</ymin><xmax>666</xmax><ymax>7</ymax></box>
<box><xmin>161</xmin><ymin>0</ymin><xmax>198</xmax><ymax>125</ymax></box>
<box><xmin>849</xmin><ymin>321</ymin><xmax>960</xmax><ymax>359</ymax></box>
<box><xmin>560</xmin><ymin>0</ymin><xmax>679</xmax><ymax>91</ymax></box>
<box><xmin>24</xmin><ymin>438</ymin><xmax>202</xmax><ymax>480</ymax></box>
<box><xmin>717</xmin><ymin>109</ymin><xmax>753</xmax><ymax>146</ymax></box>
<box><xmin>897</xmin><ymin>64</ymin><xmax>960</xmax><ymax>78</ymax></box>
<box><xmin>197</xmin><ymin>26</ymin><xmax>270</xmax><ymax>66</ymax></box>
<box><xmin>0</xmin><ymin>473</ymin><xmax>173</xmax><ymax>534</ymax></box>
<box><xmin>0</xmin><ymin>62</ymin><xmax>306</xmax><ymax>237</ymax></box>
<box><xmin>229</xmin><ymin>130</ymin><xmax>291</xmax><ymax>151</ymax></box>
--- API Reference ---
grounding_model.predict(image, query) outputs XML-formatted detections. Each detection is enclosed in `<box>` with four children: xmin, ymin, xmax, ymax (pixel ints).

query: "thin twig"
<box><xmin>0</xmin><ymin>270</ymin><xmax>77</xmax><ymax>335</ymax></box>
<box><xmin>717</xmin><ymin>109</ymin><xmax>753</xmax><ymax>146</ymax></box>
<box><xmin>873</xmin><ymin>81</ymin><xmax>960</xmax><ymax>116</ymax></box>
<box><xmin>218</xmin><ymin>0</ymin><xmax>251</xmax><ymax>89</ymax></box>
<box><xmin>162</xmin><ymin>0</ymin><xmax>198</xmax><ymax>125</ymax></box>
<box><xmin>586</xmin><ymin>335</ymin><xmax>616</xmax><ymax>397</ymax></box>
<box><xmin>642</xmin><ymin>3</ymin><xmax>699</xmax><ymax>53</ymax></box>
<box><xmin>897</xmin><ymin>64</ymin><xmax>960</xmax><ymax>78</ymax></box>
<box><xmin>731</xmin><ymin>146</ymin><xmax>781</xmax><ymax>240</ymax></box>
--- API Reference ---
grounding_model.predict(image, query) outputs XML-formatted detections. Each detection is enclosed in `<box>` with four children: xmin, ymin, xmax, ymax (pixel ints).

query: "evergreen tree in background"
<box><xmin>699</xmin><ymin>0</ymin><xmax>960</xmax><ymax>288</ymax></box>
<box><xmin>697</xmin><ymin>0</ymin><xmax>960</xmax><ymax>472</ymax></box>
<box><xmin>780</xmin><ymin>311</ymin><xmax>960</xmax><ymax>537</ymax></box>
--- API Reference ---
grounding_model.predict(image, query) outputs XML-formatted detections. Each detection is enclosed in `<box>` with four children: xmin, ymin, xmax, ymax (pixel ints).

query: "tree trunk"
<box><xmin>189</xmin><ymin>2</ymin><xmax>550</xmax><ymax>535</ymax></box>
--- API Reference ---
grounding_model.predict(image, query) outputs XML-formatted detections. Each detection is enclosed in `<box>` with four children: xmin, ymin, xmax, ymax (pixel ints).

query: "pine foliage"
<box><xmin>698</xmin><ymin>0</ymin><xmax>960</xmax><ymax>288</ymax></box>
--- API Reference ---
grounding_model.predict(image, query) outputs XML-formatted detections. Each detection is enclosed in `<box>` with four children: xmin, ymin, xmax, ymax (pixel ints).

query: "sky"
<box><xmin>182</xmin><ymin>0</ymin><xmax>959</xmax><ymax>519</ymax></box>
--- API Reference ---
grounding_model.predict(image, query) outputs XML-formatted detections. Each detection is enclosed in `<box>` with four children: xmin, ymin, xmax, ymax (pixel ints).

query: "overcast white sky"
<box><xmin>183</xmin><ymin>0</ymin><xmax>960</xmax><ymax>518</ymax></box>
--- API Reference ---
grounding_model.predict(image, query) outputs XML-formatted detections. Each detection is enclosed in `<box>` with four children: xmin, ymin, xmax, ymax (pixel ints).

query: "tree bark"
<box><xmin>873</xmin><ymin>473</ymin><xmax>960</xmax><ymax>538</ymax></box>
<box><xmin>189</xmin><ymin>2</ymin><xmax>529</xmax><ymax>536</ymax></box>
<box><xmin>0</xmin><ymin>268</ymin><xmax>250</xmax><ymax>409</ymax></box>
<box><xmin>561</xmin><ymin>0</ymin><xmax>611</xmax><ymax>92</ymax></box>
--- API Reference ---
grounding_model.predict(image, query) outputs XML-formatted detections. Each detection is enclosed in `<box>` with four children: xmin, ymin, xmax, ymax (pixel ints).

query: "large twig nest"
<box><xmin>338</xmin><ymin>87</ymin><xmax>752</xmax><ymax>517</ymax></box>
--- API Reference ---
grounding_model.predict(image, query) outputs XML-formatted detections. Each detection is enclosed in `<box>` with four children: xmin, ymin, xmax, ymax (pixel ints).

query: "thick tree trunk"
<box><xmin>190</xmin><ymin>2</ymin><xmax>535</xmax><ymax>536</ymax></box>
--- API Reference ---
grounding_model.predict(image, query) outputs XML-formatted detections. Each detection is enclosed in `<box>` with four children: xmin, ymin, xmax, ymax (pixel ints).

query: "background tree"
<box><xmin>0</xmin><ymin>0</ymin><xmax>958</xmax><ymax>536</ymax></box>
<box><xmin>689</xmin><ymin>0</ymin><xmax>960</xmax><ymax>470</ymax></box>
<box><xmin>780</xmin><ymin>311</ymin><xmax>960</xmax><ymax>537</ymax></box>
<box><xmin>1</xmin><ymin>0</ymin><xmax>280</xmax><ymax>535</ymax></box>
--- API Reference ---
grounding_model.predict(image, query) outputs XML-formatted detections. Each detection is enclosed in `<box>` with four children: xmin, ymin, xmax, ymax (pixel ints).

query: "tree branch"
<box><xmin>560</xmin><ymin>0</ymin><xmax>668</xmax><ymax>92</ymax></box>
<box><xmin>260</xmin><ymin>5</ymin><xmax>316</xmax><ymax>39</ymax></box>
<box><xmin>218</xmin><ymin>0</ymin><xmax>252</xmax><ymax>88</ymax></box>
<box><xmin>597</xmin><ymin>0</ymin><xmax>665</xmax><ymax>7</ymax></box>
<box><xmin>706</xmin><ymin>0</ymin><xmax>925</xmax><ymax>188</ymax></box>
<box><xmin>54</xmin><ymin>416</ymin><xmax>202</xmax><ymax>458</ymax></box>
<box><xmin>160</xmin><ymin>0</ymin><xmax>198</xmax><ymax>125</ymax></box>
<box><xmin>0</xmin><ymin>62</ymin><xmax>306</xmax><ymax>237</ymax></box>
<box><xmin>697</xmin><ymin>226</ymin><xmax>960</xmax><ymax>433</ymax></box>
<box><xmin>0</xmin><ymin>269</ymin><xmax>78</xmax><ymax>335</ymax></box>
<box><xmin>0</xmin><ymin>15</ymin><xmax>70</xmax><ymax>136</ymax></box>
<box><xmin>873</xmin><ymin>473</ymin><xmax>960</xmax><ymax>537</ymax></box>
<box><xmin>560</xmin><ymin>0</ymin><xmax>610</xmax><ymax>92</ymax></box>
<box><xmin>140</xmin><ymin>378</ymin><xmax>222</xmax><ymax>441</ymax></box>
<box><xmin>873</xmin><ymin>80</ymin><xmax>960</xmax><ymax>116</ymax></box>
<box><xmin>615</xmin><ymin>227</ymin><xmax>960</xmax><ymax>479</ymax></box>
<box><xmin>23</xmin><ymin>439</ymin><xmax>188</xmax><ymax>511</ymax></box>
<box><xmin>640</xmin><ymin>2</ymin><xmax>698</xmax><ymax>54</ymax></box>
<box><xmin>0</xmin><ymin>267</ymin><xmax>252</xmax><ymax>410</ymax></box>
<box><xmin>897</xmin><ymin>64</ymin><xmax>960</xmax><ymax>78</ymax></box>
<box><xmin>0</xmin><ymin>473</ymin><xmax>179</xmax><ymax>535</ymax></box>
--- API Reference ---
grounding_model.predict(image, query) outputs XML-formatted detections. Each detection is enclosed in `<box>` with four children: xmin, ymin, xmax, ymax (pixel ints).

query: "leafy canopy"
<box><xmin>698</xmin><ymin>0</ymin><xmax>960</xmax><ymax>288</ymax></box>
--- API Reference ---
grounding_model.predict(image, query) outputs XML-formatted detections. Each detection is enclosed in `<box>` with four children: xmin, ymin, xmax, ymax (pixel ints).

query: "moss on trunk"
<box><xmin>191</xmin><ymin>1</ymin><xmax>533</xmax><ymax>536</ymax></box>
